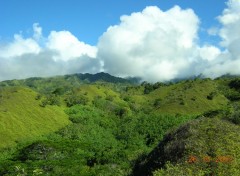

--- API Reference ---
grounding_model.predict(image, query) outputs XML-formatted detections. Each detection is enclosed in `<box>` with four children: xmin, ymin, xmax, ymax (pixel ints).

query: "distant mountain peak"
<box><xmin>74</xmin><ymin>72</ymin><xmax>137</xmax><ymax>84</ymax></box>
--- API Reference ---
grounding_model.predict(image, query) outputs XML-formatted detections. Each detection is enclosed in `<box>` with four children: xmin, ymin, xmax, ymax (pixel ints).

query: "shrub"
<box><xmin>154</xmin><ymin>98</ymin><xmax>162</xmax><ymax>107</ymax></box>
<box><xmin>105</xmin><ymin>95</ymin><xmax>114</xmax><ymax>101</ymax></box>
<box><xmin>39</xmin><ymin>94</ymin><xmax>60</xmax><ymax>107</ymax></box>
<box><xmin>207</xmin><ymin>91</ymin><xmax>217</xmax><ymax>100</ymax></box>
<box><xmin>35</xmin><ymin>94</ymin><xmax>42</xmax><ymax>100</ymax></box>
<box><xmin>229</xmin><ymin>111</ymin><xmax>240</xmax><ymax>124</ymax></box>
<box><xmin>65</xmin><ymin>94</ymin><xmax>88</xmax><ymax>107</ymax></box>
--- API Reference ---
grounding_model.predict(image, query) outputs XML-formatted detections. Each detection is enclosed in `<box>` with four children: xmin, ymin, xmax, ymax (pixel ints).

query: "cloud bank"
<box><xmin>202</xmin><ymin>0</ymin><xmax>240</xmax><ymax>78</ymax></box>
<box><xmin>98</xmin><ymin>6</ymin><xmax>200</xmax><ymax>82</ymax></box>
<box><xmin>0</xmin><ymin>24</ymin><xmax>100</xmax><ymax>81</ymax></box>
<box><xmin>0</xmin><ymin>0</ymin><xmax>240</xmax><ymax>82</ymax></box>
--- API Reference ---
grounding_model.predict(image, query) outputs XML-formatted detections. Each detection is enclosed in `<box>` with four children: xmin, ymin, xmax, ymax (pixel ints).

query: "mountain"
<box><xmin>0</xmin><ymin>72</ymin><xmax>137</xmax><ymax>88</ymax></box>
<box><xmin>73</xmin><ymin>72</ymin><xmax>138</xmax><ymax>84</ymax></box>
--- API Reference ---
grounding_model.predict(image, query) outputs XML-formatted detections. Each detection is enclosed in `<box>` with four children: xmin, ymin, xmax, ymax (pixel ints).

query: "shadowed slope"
<box><xmin>132</xmin><ymin>117</ymin><xmax>240</xmax><ymax>176</ymax></box>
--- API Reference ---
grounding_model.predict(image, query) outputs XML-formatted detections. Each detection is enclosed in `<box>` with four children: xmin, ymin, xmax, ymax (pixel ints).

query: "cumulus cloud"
<box><xmin>0</xmin><ymin>34</ymin><xmax>41</xmax><ymax>58</ymax></box>
<box><xmin>97</xmin><ymin>1</ymin><xmax>240</xmax><ymax>82</ymax></box>
<box><xmin>202</xmin><ymin>0</ymin><xmax>240</xmax><ymax>77</ymax></box>
<box><xmin>46</xmin><ymin>30</ymin><xmax>97</xmax><ymax>61</ymax></box>
<box><xmin>1</xmin><ymin>0</ymin><xmax>240</xmax><ymax>82</ymax></box>
<box><xmin>97</xmin><ymin>6</ymin><xmax>202</xmax><ymax>82</ymax></box>
<box><xmin>198</xmin><ymin>45</ymin><xmax>221</xmax><ymax>62</ymax></box>
<box><xmin>0</xmin><ymin>23</ymin><xmax>100</xmax><ymax>81</ymax></box>
<box><xmin>0</xmin><ymin>51</ymin><xmax>101</xmax><ymax>81</ymax></box>
<box><xmin>218</xmin><ymin>0</ymin><xmax>240</xmax><ymax>48</ymax></box>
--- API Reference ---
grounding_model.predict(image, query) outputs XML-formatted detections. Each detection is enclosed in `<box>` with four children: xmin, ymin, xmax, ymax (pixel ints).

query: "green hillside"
<box><xmin>0</xmin><ymin>73</ymin><xmax>240</xmax><ymax>175</ymax></box>
<box><xmin>123</xmin><ymin>79</ymin><xmax>229</xmax><ymax>115</ymax></box>
<box><xmin>0</xmin><ymin>86</ymin><xmax>69</xmax><ymax>149</ymax></box>
<box><xmin>133</xmin><ymin>118</ymin><xmax>240</xmax><ymax>176</ymax></box>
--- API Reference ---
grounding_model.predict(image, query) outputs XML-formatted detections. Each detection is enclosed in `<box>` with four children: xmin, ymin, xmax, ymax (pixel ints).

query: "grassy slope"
<box><xmin>0</xmin><ymin>76</ymin><xmax>232</xmax><ymax>149</ymax></box>
<box><xmin>155</xmin><ymin>80</ymin><xmax>228</xmax><ymax>114</ymax></box>
<box><xmin>127</xmin><ymin>79</ymin><xmax>229</xmax><ymax>115</ymax></box>
<box><xmin>72</xmin><ymin>83</ymin><xmax>128</xmax><ymax>106</ymax></box>
<box><xmin>0</xmin><ymin>74</ymin><xmax>239</xmax><ymax>175</ymax></box>
<box><xmin>1</xmin><ymin>74</ymin><xmax>229</xmax><ymax>115</ymax></box>
<box><xmin>0</xmin><ymin>87</ymin><xmax>69</xmax><ymax>149</ymax></box>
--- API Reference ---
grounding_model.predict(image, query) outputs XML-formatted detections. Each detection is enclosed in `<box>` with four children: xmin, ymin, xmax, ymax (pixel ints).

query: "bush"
<box><xmin>35</xmin><ymin>94</ymin><xmax>42</xmax><ymax>100</ymax></box>
<box><xmin>207</xmin><ymin>91</ymin><xmax>217</xmax><ymax>100</ymax></box>
<box><xmin>154</xmin><ymin>98</ymin><xmax>162</xmax><ymax>107</ymax></box>
<box><xmin>39</xmin><ymin>94</ymin><xmax>60</xmax><ymax>107</ymax></box>
<box><xmin>229</xmin><ymin>79</ymin><xmax>240</xmax><ymax>90</ymax></box>
<box><xmin>229</xmin><ymin>111</ymin><xmax>240</xmax><ymax>124</ymax></box>
<box><xmin>65</xmin><ymin>94</ymin><xmax>88</xmax><ymax>107</ymax></box>
<box><xmin>115</xmin><ymin>107</ymin><xmax>129</xmax><ymax>118</ymax></box>
<box><xmin>105</xmin><ymin>95</ymin><xmax>114</xmax><ymax>101</ymax></box>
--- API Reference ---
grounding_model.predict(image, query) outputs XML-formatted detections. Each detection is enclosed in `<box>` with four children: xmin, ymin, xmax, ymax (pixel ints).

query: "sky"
<box><xmin>0</xmin><ymin>0</ymin><xmax>240</xmax><ymax>82</ymax></box>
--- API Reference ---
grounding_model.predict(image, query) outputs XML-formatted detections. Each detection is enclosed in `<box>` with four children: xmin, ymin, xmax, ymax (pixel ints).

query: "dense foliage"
<box><xmin>133</xmin><ymin>118</ymin><xmax>240</xmax><ymax>176</ymax></box>
<box><xmin>0</xmin><ymin>103</ymin><xmax>193</xmax><ymax>175</ymax></box>
<box><xmin>0</xmin><ymin>73</ymin><xmax>240</xmax><ymax>175</ymax></box>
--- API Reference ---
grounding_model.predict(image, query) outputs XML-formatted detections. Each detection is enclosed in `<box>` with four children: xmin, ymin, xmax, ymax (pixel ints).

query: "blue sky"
<box><xmin>1</xmin><ymin>0</ymin><xmax>225</xmax><ymax>45</ymax></box>
<box><xmin>0</xmin><ymin>0</ymin><xmax>240</xmax><ymax>82</ymax></box>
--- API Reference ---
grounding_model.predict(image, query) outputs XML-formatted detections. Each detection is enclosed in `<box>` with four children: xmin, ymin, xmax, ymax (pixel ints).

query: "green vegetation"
<box><xmin>0</xmin><ymin>73</ymin><xmax>239</xmax><ymax>175</ymax></box>
<box><xmin>0</xmin><ymin>86</ymin><xmax>69</xmax><ymax>148</ymax></box>
<box><xmin>133</xmin><ymin>118</ymin><xmax>240</xmax><ymax>176</ymax></box>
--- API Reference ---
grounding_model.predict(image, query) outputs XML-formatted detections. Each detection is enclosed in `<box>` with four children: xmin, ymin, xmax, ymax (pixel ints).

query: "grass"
<box><xmin>145</xmin><ymin>79</ymin><xmax>228</xmax><ymax>115</ymax></box>
<box><xmin>0</xmin><ymin>74</ymin><xmax>239</xmax><ymax>175</ymax></box>
<box><xmin>0</xmin><ymin>87</ymin><xmax>69</xmax><ymax>149</ymax></box>
<box><xmin>71</xmin><ymin>84</ymin><xmax>128</xmax><ymax>106</ymax></box>
<box><xmin>0</xmin><ymin>77</ymin><xmax>231</xmax><ymax>149</ymax></box>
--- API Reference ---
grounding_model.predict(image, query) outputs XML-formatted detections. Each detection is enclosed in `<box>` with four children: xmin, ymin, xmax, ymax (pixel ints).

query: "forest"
<box><xmin>0</xmin><ymin>72</ymin><xmax>239</xmax><ymax>175</ymax></box>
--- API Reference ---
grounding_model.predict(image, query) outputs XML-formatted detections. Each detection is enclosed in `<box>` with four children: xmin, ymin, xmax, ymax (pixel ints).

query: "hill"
<box><xmin>0</xmin><ymin>86</ymin><xmax>69</xmax><ymax>149</ymax></box>
<box><xmin>0</xmin><ymin>73</ymin><xmax>240</xmax><ymax>175</ymax></box>
<box><xmin>0</xmin><ymin>73</ymin><xmax>238</xmax><ymax>149</ymax></box>
<box><xmin>0</xmin><ymin>72</ymin><xmax>136</xmax><ymax>90</ymax></box>
<box><xmin>74</xmin><ymin>72</ymin><xmax>138</xmax><ymax>83</ymax></box>
<box><xmin>132</xmin><ymin>117</ymin><xmax>240</xmax><ymax>176</ymax></box>
<box><xmin>126</xmin><ymin>79</ymin><xmax>229</xmax><ymax>115</ymax></box>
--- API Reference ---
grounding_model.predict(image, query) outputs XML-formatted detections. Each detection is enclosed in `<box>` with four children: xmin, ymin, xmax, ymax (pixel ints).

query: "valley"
<box><xmin>0</xmin><ymin>73</ymin><xmax>239</xmax><ymax>175</ymax></box>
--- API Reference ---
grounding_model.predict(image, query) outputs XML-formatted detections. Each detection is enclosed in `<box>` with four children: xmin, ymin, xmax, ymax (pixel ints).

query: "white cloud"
<box><xmin>97</xmin><ymin>6</ymin><xmax>200</xmax><ymax>82</ymax></box>
<box><xmin>207</xmin><ymin>27</ymin><xmax>219</xmax><ymax>36</ymax></box>
<box><xmin>1</xmin><ymin>0</ymin><xmax>240</xmax><ymax>82</ymax></box>
<box><xmin>198</xmin><ymin>45</ymin><xmax>221</xmax><ymax>61</ymax></box>
<box><xmin>202</xmin><ymin>53</ymin><xmax>240</xmax><ymax>78</ymax></box>
<box><xmin>0</xmin><ymin>24</ymin><xmax>101</xmax><ymax>81</ymax></box>
<box><xmin>97</xmin><ymin>2</ymin><xmax>240</xmax><ymax>81</ymax></box>
<box><xmin>33</xmin><ymin>23</ymin><xmax>42</xmax><ymax>40</ymax></box>
<box><xmin>0</xmin><ymin>34</ymin><xmax>41</xmax><ymax>58</ymax></box>
<box><xmin>0</xmin><ymin>51</ymin><xmax>101</xmax><ymax>81</ymax></box>
<box><xmin>218</xmin><ymin>0</ymin><xmax>240</xmax><ymax>47</ymax></box>
<box><xmin>46</xmin><ymin>30</ymin><xmax>97</xmax><ymax>61</ymax></box>
<box><xmin>202</xmin><ymin>0</ymin><xmax>240</xmax><ymax>77</ymax></box>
